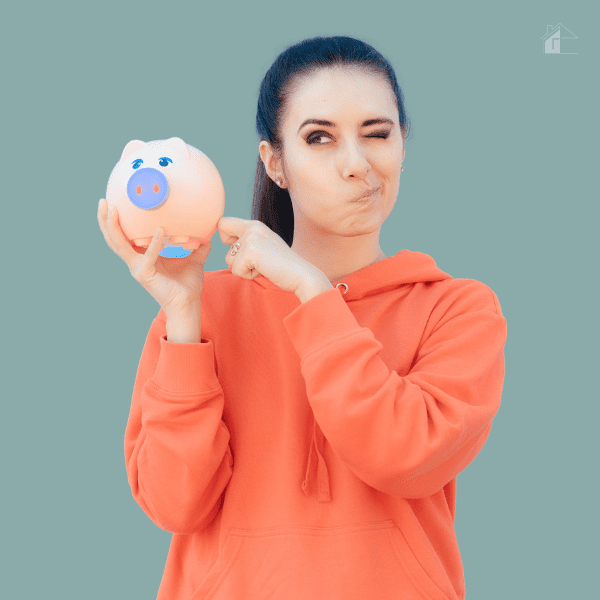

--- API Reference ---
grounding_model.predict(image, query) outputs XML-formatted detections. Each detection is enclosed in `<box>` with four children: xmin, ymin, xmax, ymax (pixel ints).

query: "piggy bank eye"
<box><xmin>132</xmin><ymin>159</ymin><xmax>143</xmax><ymax>170</ymax></box>
<box><xmin>158</xmin><ymin>157</ymin><xmax>173</xmax><ymax>167</ymax></box>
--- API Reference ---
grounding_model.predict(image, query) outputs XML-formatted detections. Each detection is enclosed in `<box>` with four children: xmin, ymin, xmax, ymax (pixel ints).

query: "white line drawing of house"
<box><xmin>541</xmin><ymin>24</ymin><xmax>578</xmax><ymax>54</ymax></box>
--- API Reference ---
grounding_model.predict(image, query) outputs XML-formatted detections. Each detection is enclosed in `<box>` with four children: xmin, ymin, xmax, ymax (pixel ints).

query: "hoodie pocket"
<box><xmin>191</xmin><ymin>520</ymin><xmax>450</xmax><ymax>600</ymax></box>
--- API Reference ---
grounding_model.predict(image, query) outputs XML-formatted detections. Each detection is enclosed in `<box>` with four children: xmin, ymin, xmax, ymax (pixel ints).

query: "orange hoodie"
<box><xmin>124</xmin><ymin>248</ymin><xmax>507</xmax><ymax>600</ymax></box>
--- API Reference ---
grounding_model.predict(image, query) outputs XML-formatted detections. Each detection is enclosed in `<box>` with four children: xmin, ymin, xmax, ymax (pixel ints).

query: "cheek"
<box><xmin>292</xmin><ymin>195</ymin><xmax>341</xmax><ymax>226</ymax></box>
<box><xmin>296</xmin><ymin>196</ymin><xmax>336</xmax><ymax>218</ymax></box>
<box><xmin>381</xmin><ymin>194</ymin><xmax>397</xmax><ymax>219</ymax></box>
<box><xmin>382</xmin><ymin>151</ymin><xmax>403</xmax><ymax>172</ymax></box>
<box><xmin>380</xmin><ymin>141</ymin><xmax>404</xmax><ymax>166</ymax></box>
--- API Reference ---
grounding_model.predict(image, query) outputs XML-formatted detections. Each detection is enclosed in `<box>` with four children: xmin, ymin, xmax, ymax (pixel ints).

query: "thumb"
<box><xmin>189</xmin><ymin>238</ymin><xmax>212</xmax><ymax>263</ymax></box>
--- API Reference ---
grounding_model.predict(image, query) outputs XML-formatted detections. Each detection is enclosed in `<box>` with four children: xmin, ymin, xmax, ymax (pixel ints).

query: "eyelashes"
<box><xmin>306</xmin><ymin>130</ymin><xmax>391</xmax><ymax>145</ymax></box>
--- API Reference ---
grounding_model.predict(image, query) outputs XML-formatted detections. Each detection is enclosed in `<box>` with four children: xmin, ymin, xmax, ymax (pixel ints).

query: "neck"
<box><xmin>292</xmin><ymin>235</ymin><xmax>387</xmax><ymax>284</ymax></box>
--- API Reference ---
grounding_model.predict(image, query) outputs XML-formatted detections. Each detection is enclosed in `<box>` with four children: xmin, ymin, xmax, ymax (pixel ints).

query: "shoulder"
<box><xmin>431</xmin><ymin>277</ymin><xmax>505</xmax><ymax>319</ymax></box>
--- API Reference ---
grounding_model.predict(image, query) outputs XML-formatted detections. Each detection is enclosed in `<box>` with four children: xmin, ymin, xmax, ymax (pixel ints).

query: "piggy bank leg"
<box><xmin>179</xmin><ymin>223</ymin><xmax>219</xmax><ymax>250</ymax></box>
<box><xmin>170</xmin><ymin>237</ymin><xmax>206</xmax><ymax>250</ymax></box>
<box><xmin>169</xmin><ymin>237</ymin><xmax>189</xmax><ymax>246</ymax></box>
<box><xmin>182</xmin><ymin>240</ymin><xmax>202</xmax><ymax>250</ymax></box>
<box><xmin>133</xmin><ymin>237</ymin><xmax>153</xmax><ymax>248</ymax></box>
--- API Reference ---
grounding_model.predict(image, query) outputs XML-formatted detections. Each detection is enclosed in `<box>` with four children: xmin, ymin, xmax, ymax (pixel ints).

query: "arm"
<box><xmin>124</xmin><ymin>309</ymin><xmax>233</xmax><ymax>534</ymax></box>
<box><xmin>295</xmin><ymin>276</ymin><xmax>334</xmax><ymax>304</ymax></box>
<box><xmin>165</xmin><ymin>304</ymin><xmax>202</xmax><ymax>343</ymax></box>
<box><xmin>283</xmin><ymin>282</ymin><xmax>507</xmax><ymax>499</ymax></box>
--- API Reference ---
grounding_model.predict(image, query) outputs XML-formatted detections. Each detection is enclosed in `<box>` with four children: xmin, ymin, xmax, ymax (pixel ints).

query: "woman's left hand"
<box><xmin>217</xmin><ymin>217</ymin><xmax>332</xmax><ymax>299</ymax></box>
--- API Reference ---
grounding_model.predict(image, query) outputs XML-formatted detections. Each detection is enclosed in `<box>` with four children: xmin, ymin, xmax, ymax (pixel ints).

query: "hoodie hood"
<box><xmin>252</xmin><ymin>249</ymin><xmax>454</xmax><ymax>502</ymax></box>
<box><xmin>252</xmin><ymin>249</ymin><xmax>452</xmax><ymax>300</ymax></box>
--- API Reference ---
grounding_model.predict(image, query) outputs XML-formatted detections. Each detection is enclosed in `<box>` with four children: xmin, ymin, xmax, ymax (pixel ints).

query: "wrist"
<box><xmin>165</xmin><ymin>303</ymin><xmax>203</xmax><ymax>343</ymax></box>
<box><xmin>164</xmin><ymin>299</ymin><xmax>201</xmax><ymax>320</ymax></box>
<box><xmin>166</xmin><ymin>314</ymin><xmax>202</xmax><ymax>344</ymax></box>
<box><xmin>296</xmin><ymin>276</ymin><xmax>334</xmax><ymax>304</ymax></box>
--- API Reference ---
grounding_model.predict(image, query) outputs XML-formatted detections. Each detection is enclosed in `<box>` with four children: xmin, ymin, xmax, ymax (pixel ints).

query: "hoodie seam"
<box><xmin>148</xmin><ymin>378</ymin><xmax>222</xmax><ymax>397</ymax></box>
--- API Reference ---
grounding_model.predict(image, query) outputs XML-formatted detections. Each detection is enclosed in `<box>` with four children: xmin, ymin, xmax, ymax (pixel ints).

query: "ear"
<box><xmin>120</xmin><ymin>140</ymin><xmax>148</xmax><ymax>164</ymax></box>
<box><xmin>163</xmin><ymin>137</ymin><xmax>191</xmax><ymax>160</ymax></box>
<box><xmin>259</xmin><ymin>140</ymin><xmax>280</xmax><ymax>181</ymax></box>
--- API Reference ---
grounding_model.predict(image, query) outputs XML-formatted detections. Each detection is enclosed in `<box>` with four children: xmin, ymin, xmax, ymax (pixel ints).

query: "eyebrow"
<box><xmin>298</xmin><ymin>117</ymin><xmax>394</xmax><ymax>134</ymax></box>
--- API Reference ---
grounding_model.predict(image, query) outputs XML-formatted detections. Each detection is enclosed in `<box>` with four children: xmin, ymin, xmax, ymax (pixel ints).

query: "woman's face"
<box><xmin>262</xmin><ymin>66</ymin><xmax>405</xmax><ymax>243</ymax></box>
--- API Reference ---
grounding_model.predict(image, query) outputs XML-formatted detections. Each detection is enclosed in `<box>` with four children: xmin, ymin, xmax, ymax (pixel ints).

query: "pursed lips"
<box><xmin>352</xmin><ymin>187</ymin><xmax>380</xmax><ymax>201</ymax></box>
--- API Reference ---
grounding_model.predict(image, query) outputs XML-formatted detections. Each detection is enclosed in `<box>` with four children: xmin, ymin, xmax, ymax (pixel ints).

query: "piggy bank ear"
<box><xmin>120</xmin><ymin>140</ymin><xmax>148</xmax><ymax>164</ymax></box>
<box><xmin>163</xmin><ymin>137</ymin><xmax>191</xmax><ymax>160</ymax></box>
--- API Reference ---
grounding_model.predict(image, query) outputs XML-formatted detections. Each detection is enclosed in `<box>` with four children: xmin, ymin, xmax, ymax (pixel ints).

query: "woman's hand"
<box><xmin>217</xmin><ymin>217</ymin><xmax>331</xmax><ymax>300</ymax></box>
<box><xmin>98</xmin><ymin>199</ymin><xmax>213</xmax><ymax>317</ymax></box>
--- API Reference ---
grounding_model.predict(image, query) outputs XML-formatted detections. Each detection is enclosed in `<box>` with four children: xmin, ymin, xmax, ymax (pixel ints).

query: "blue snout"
<box><xmin>127</xmin><ymin>168</ymin><xmax>169</xmax><ymax>209</ymax></box>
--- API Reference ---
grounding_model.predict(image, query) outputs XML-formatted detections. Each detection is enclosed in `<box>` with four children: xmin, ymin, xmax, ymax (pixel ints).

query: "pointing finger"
<box><xmin>218</xmin><ymin>216</ymin><xmax>247</xmax><ymax>244</ymax></box>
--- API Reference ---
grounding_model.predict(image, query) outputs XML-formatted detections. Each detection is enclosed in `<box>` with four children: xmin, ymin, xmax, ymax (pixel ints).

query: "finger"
<box><xmin>224</xmin><ymin>244</ymin><xmax>232</xmax><ymax>268</ymax></box>
<box><xmin>224</xmin><ymin>247</ymin><xmax>235</xmax><ymax>272</ymax></box>
<box><xmin>98</xmin><ymin>199</ymin><xmax>119</xmax><ymax>255</ymax></box>
<box><xmin>222</xmin><ymin>239</ymin><xmax>242</xmax><ymax>264</ymax></box>
<box><xmin>217</xmin><ymin>216</ymin><xmax>247</xmax><ymax>245</ymax></box>
<box><xmin>218</xmin><ymin>230</ymin><xmax>238</xmax><ymax>245</ymax></box>
<box><xmin>189</xmin><ymin>238</ymin><xmax>212</xmax><ymax>262</ymax></box>
<box><xmin>135</xmin><ymin>227</ymin><xmax>165</xmax><ymax>273</ymax></box>
<box><xmin>98</xmin><ymin>199</ymin><xmax>146</xmax><ymax>256</ymax></box>
<box><xmin>106</xmin><ymin>202</ymin><xmax>148</xmax><ymax>268</ymax></box>
<box><xmin>226</xmin><ymin>245</ymin><xmax>256</xmax><ymax>279</ymax></box>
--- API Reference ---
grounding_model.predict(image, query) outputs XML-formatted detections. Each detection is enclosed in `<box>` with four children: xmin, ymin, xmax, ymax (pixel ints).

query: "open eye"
<box><xmin>132</xmin><ymin>159</ymin><xmax>143</xmax><ymax>169</ymax></box>
<box><xmin>158</xmin><ymin>157</ymin><xmax>173</xmax><ymax>167</ymax></box>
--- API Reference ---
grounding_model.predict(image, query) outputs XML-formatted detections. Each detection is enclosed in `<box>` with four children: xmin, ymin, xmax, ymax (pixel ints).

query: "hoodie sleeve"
<box><xmin>282</xmin><ymin>282</ymin><xmax>507</xmax><ymax>499</ymax></box>
<box><xmin>124</xmin><ymin>310</ymin><xmax>234</xmax><ymax>534</ymax></box>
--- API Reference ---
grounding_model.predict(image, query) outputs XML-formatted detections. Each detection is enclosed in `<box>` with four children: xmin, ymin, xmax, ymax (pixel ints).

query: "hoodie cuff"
<box><xmin>283</xmin><ymin>287</ymin><xmax>366</xmax><ymax>358</ymax></box>
<box><xmin>151</xmin><ymin>335</ymin><xmax>220</xmax><ymax>393</ymax></box>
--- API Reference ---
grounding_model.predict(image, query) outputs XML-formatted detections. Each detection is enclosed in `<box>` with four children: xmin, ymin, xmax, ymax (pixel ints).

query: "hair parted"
<box><xmin>251</xmin><ymin>35</ymin><xmax>412</xmax><ymax>247</ymax></box>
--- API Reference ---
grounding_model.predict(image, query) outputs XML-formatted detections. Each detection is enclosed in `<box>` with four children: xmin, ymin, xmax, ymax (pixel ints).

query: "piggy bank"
<box><xmin>106</xmin><ymin>137</ymin><xmax>225</xmax><ymax>251</ymax></box>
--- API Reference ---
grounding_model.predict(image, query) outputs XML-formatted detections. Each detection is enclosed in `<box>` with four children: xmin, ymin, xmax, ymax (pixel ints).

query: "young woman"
<box><xmin>98</xmin><ymin>35</ymin><xmax>507</xmax><ymax>600</ymax></box>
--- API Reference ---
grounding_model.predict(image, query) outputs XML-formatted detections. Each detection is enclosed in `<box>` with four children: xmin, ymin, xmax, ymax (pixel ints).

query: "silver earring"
<box><xmin>276</xmin><ymin>179</ymin><xmax>281</xmax><ymax>186</ymax></box>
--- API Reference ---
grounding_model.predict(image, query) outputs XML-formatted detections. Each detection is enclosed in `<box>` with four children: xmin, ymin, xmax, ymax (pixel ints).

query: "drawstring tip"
<box><xmin>301</xmin><ymin>478</ymin><xmax>331</xmax><ymax>502</ymax></box>
<box><xmin>317</xmin><ymin>488</ymin><xmax>331</xmax><ymax>502</ymax></box>
<box><xmin>301</xmin><ymin>479</ymin><xmax>311</xmax><ymax>497</ymax></box>
<box><xmin>302</xmin><ymin>417</ymin><xmax>332</xmax><ymax>502</ymax></box>
<box><xmin>316</xmin><ymin>462</ymin><xmax>331</xmax><ymax>502</ymax></box>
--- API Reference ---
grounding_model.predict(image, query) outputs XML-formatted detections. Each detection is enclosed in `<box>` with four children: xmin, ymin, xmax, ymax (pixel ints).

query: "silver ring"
<box><xmin>335</xmin><ymin>282</ymin><xmax>348</xmax><ymax>294</ymax></box>
<box><xmin>230</xmin><ymin>242</ymin><xmax>241</xmax><ymax>256</ymax></box>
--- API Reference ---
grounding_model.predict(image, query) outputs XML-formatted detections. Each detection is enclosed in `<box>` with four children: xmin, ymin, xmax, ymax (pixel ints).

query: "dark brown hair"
<box><xmin>251</xmin><ymin>35</ymin><xmax>412</xmax><ymax>247</ymax></box>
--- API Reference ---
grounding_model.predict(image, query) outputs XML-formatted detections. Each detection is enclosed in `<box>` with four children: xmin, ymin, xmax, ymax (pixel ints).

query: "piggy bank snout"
<box><xmin>126</xmin><ymin>168</ymin><xmax>169</xmax><ymax>209</ymax></box>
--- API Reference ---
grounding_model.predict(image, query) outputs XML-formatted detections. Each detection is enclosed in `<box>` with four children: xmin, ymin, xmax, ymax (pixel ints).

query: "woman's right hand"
<box><xmin>97</xmin><ymin>198</ymin><xmax>212</xmax><ymax>318</ymax></box>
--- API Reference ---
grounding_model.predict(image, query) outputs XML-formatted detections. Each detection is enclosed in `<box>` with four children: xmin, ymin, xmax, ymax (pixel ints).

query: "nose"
<box><xmin>126</xmin><ymin>168</ymin><xmax>169</xmax><ymax>209</ymax></box>
<box><xmin>341</xmin><ymin>140</ymin><xmax>370</xmax><ymax>176</ymax></box>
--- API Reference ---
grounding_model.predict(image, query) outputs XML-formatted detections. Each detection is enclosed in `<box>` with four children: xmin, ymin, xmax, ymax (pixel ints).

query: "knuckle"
<box><xmin>248</xmin><ymin>221</ymin><xmax>261</xmax><ymax>232</ymax></box>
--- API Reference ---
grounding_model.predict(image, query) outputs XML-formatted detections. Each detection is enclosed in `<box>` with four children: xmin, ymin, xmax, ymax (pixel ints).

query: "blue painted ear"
<box><xmin>120</xmin><ymin>140</ymin><xmax>148</xmax><ymax>164</ymax></box>
<box><xmin>163</xmin><ymin>137</ymin><xmax>190</xmax><ymax>159</ymax></box>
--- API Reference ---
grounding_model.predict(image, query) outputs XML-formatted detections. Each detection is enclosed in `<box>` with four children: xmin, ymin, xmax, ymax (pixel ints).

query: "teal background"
<box><xmin>2</xmin><ymin>0</ymin><xmax>597</xmax><ymax>598</ymax></box>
